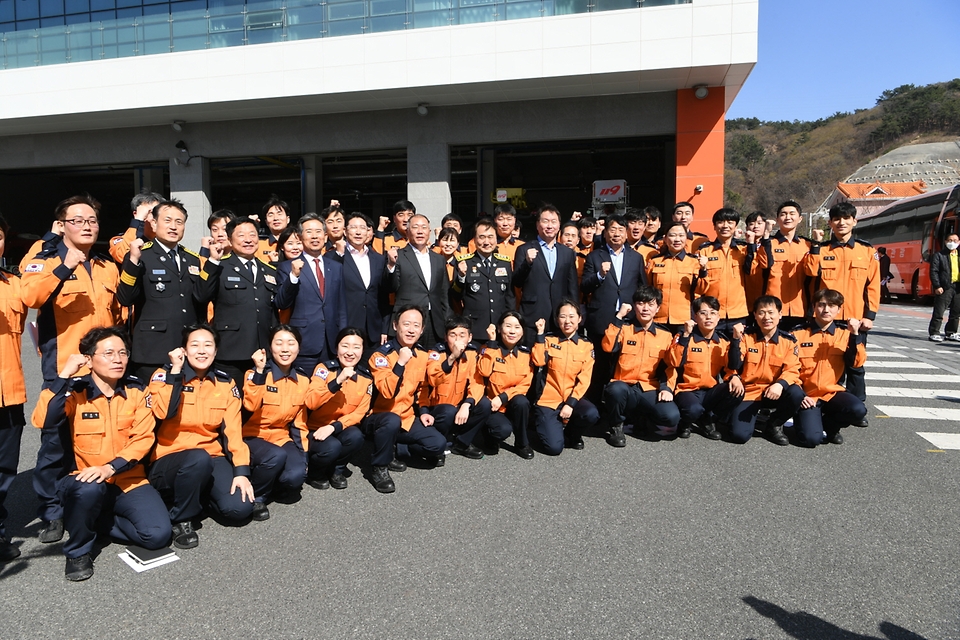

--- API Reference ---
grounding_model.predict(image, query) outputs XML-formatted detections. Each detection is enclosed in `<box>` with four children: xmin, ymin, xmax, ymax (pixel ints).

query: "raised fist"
<box><xmin>458</xmin><ymin>260</ymin><xmax>468</xmax><ymax>277</ymax></box>
<box><xmin>59</xmin><ymin>353</ymin><xmax>89</xmax><ymax>379</ymax></box>
<box><xmin>63</xmin><ymin>247</ymin><xmax>86</xmax><ymax>270</ymax></box>
<box><xmin>486</xmin><ymin>324</ymin><xmax>497</xmax><ymax>341</ymax></box>
<box><xmin>617</xmin><ymin>303</ymin><xmax>631</xmax><ymax>319</ymax></box>
<box><xmin>731</xmin><ymin>323</ymin><xmax>745</xmax><ymax>340</ymax></box>
<box><xmin>129</xmin><ymin>238</ymin><xmax>145</xmax><ymax>265</ymax></box>
<box><xmin>812</xmin><ymin>229</ymin><xmax>825</xmax><ymax>242</ymax></box>
<box><xmin>290</xmin><ymin>258</ymin><xmax>304</xmax><ymax>278</ymax></box>
<box><xmin>682</xmin><ymin>319</ymin><xmax>696</xmax><ymax>336</ymax></box>
<box><xmin>535</xmin><ymin>318</ymin><xmax>546</xmax><ymax>335</ymax></box>
<box><xmin>397</xmin><ymin>347</ymin><xmax>413</xmax><ymax>366</ymax></box>
<box><xmin>387</xmin><ymin>247</ymin><xmax>399</xmax><ymax>267</ymax></box>
<box><xmin>526</xmin><ymin>248</ymin><xmax>538</xmax><ymax>264</ymax></box>
<box><xmin>168</xmin><ymin>347</ymin><xmax>186</xmax><ymax>372</ymax></box>
<box><xmin>600</xmin><ymin>261</ymin><xmax>611</xmax><ymax>277</ymax></box>
<box><xmin>251</xmin><ymin>348</ymin><xmax>267</xmax><ymax>372</ymax></box>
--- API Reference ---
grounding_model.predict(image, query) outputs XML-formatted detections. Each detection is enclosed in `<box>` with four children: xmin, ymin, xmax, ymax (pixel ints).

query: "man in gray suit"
<box><xmin>386</xmin><ymin>213</ymin><xmax>450</xmax><ymax>346</ymax></box>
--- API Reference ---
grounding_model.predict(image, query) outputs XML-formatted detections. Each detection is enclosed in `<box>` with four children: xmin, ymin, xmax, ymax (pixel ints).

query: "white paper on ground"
<box><xmin>118</xmin><ymin>551</ymin><xmax>180</xmax><ymax>573</ymax></box>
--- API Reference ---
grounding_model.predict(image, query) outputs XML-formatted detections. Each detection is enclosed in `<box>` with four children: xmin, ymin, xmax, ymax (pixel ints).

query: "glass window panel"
<box><xmin>370</xmin><ymin>0</ymin><xmax>404</xmax><ymax>15</ymax></box>
<box><xmin>413</xmin><ymin>0</ymin><xmax>450</xmax><ymax>10</ymax></box>
<box><xmin>458</xmin><ymin>0</ymin><xmax>493</xmax><ymax>6</ymax></box>
<box><xmin>246</xmin><ymin>9</ymin><xmax>282</xmax><ymax>28</ymax></box>
<box><xmin>412</xmin><ymin>9</ymin><xmax>448</xmax><ymax>26</ymax></box>
<box><xmin>116</xmin><ymin>6</ymin><xmax>141</xmax><ymax>16</ymax></box>
<box><xmin>67</xmin><ymin>44</ymin><xmax>94</xmax><ymax>60</ymax></box>
<box><xmin>367</xmin><ymin>12</ymin><xmax>404</xmax><ymax>31</ymax></box>
<box><xmin>594</xmin><ymin>0</ymin><xmax>634</xmax><ymax>10</ymax></box>
<box><xmin>504</xmin><ymin>1</ymin><xmax>538</xmax><ymax>17</ymax></box>
<box><xmin>40</xmin><ymin>14</ymin><xmax>64</xmax><ymax>24</ymax></box>
<box><xmin>208</xmin><ymin>29</ymin><xmax>242</xmax><ymax>46</ymax></box>
<box><xmin>15</xmin><ymin>0</ymin><xmax>39</xmax><ymax>19</ymax></box>
<box><xmin>207</xmin><ymin>0</ymin><xmax>243</xmax><ymax>8</ymax></box>
<box><xmin>286</xmin><ymin>5</ymin><xmax>322</xmax><ymax>24</ymax></box>
<box><xmin>64</xmin><ymin>0</ymin><xmax>87</xmax><ymax>11</ymax></box>
<box><xmin>285</xmin><ymin>22</ymin><xmax>321</xmax><ymax>39</ymax></box>
<box><xmin>142</xmin><ymin>37</ymin><xmax>169</xmax><ymax>52</ymax></box>
<box><xmin>38</xmin><ymin>29</ymin><xmax>66</xmax><ymax>50</ymax></box>
<box><xmin>116</xmin><ymin>0</ymin><xmax>140</xmax><ymax>9</ymax></box>
<box><xmin>66</xmin><ymin>21</ymin><xmax>95</xmax><ymax>47</ymax></box>
<box><xmin>209</xmin><ymin>13</ymin><xmax>242</xmax><ymax>30</ymax></box>
<box><xmin>0</xmin><ymin>0</ymin><xmax>12</xmax><ymax>21</ymax></box>
<box><xmin>172</xmin><ymin>33</ymin><xmax>205</xmax><ymax>49</ymax></box>
<box><xmin>38</xmin><ymin>0</ymin><xmax>58</xmax><ymax>15</ymax></box>
<box><xmin>65</xmin><ymin>12</ymin><xmax>90</xmax><ymax>22</ymax></box>
<box><xmin>456</xmin><ymin>5</ymin><xmax>495</xmax><ymax>22</ymax></box>
<box><xmin>553</xmin><ymin>0</ymin><xmax>585</xmax><ymax>13</ymax></box>
<box><xmin>327</xmin><ymin>1</ymin><xmax>363</xmax><ymax>20</ymax></box>
<box><xmin>171</xmin><ymin>14</ymin><xmax>206</xmax><ymax>35</ymax></box>
<box><xmin>169</xmin><ymin>0</ymin><xmax>204</xmax><ymax>12</ymax></box>
<box><xmin>143</xmin><ymin>3</ymin><xmax>169</xmax><ymax>13</ymax></box>
<box><xmin>325</xmin><ymin>17</ymin><xmax>361</xmax><ymax>34</ymax></box>
<box><xmin>16</xmin><ymin>16</ymin><xmax>38</xmax><ymax>25</ymax></box>
<box><xmin>90</xmin><ymin>8</ymin><xmax>113</xmax><ymax>18</ymax></box>
<box><xmin>245</xmin><ymin>26</ymin><xmax>281</xmax><ymax>43</ymax></box>
<box><xmin>142</xmin><ymin>20</ymin><xmax>168</xmax><ymax>39</ymax></box>
<box><xmin>0</xmin><ymin>21</ymin><xmax>13</xmax><ymax>30</ymax></box>
<box><xmin>89</xmin><ymin>0</ymin><xmax>112</xmax><ymax>9</ymax></box>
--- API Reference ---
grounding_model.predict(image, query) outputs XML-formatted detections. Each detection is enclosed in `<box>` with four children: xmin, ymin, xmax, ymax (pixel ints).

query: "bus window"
<box><xmin>923</xmin><ymin>220</ymin><xmax>934</xmax><ymax>261</ymax></box>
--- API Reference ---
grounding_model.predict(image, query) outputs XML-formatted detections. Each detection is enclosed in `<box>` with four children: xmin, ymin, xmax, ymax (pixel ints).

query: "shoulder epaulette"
<box><xmin>518</xmin><ymin>344</ymin><xmax>531</xmax><ymax>353</ymax></box>
<box><xmin>778</xmin><ymin>330</ymin><xmax>798</xmax><ymax>343</ymax></box>
<box><xmin>494</xmin><ymin>253</ymin><xmax>510</xmax><ymax>262</ymax></box>
<box><xmin>693</xmin><ymin>231</ymin><xmax>709</xmax><ymax>238</ymax></box>
<box><xmin>432</xmin><ymin>343</ymin><xmax>448</xmax><ymax>353</ymax></box>
<box><xmin>321</xmin><ymin>359</ymin><xmax>340</xmax><ymax>371</ymax></box>
<box><xmin>213</xmin><ymin>369</ymin><xmax>233</xmax><ymax>382</ymax></box>
<box><xmin>182</xmin><ymin>247</ymin><xmax>200</xmax><ymax>258</ymax></box>
<box><xmin>355</xmin><ymin>363</ymin><xmax>374</xmax><ymax>378</ymax></box>
<box><xmin>123</xmin><ymin>376</ymin><xmax>147</xmax><ymax>391</ymax></box>
<box><xmin>67</xmin><ymin>376</ymin><xmax>91</xmax><ymax>393</ymax></box>
<box><xmin>91</xmin><ymin>251</ymin><xmax>112</xmax><ymax>262</ymax></box>
<box><xmin>465</xmin><ymin>342</ymin><xmax>479</xmax><ymax>352</ymax></box>
<box><xmin>854</xmin><ymin>238</ymin><xmax>874</xmax><ymax>248</ymax></box>
<box><xmin>142</xmin><ymin>241</ymin><xmax>154</xmax><ymax>249</ymax></box>
<box><xmin>294</xmin><ymin>366</ymin><xmax>311</xmax><ymax>377</ymax></box>
<box><xmin>374</xmin><ymin>341</ymin><xmax>396</xmax><ymax>355</ymax></box>
<box><xmin>653</xmin><ymin>323</ymin><xmax>671</xmax><ymax>332</ymax></box>
<box><xmin>456</xmin><ymin>253</ymin><xmax>474</xmax><ymax>262</ymax></box>
<box><xmin>221</xmin><ymin>253</ymin><xmax>233</xmax><ymax>260</ymax></box>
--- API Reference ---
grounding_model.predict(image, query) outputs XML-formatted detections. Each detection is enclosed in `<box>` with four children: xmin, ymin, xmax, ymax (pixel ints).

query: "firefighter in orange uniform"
<box><xmin>792</xmin><ymin>289</ymin><xmax>868</xmax><ymax>447</ymax></box>
<box><xmin>242</xmin><ymin>325</ymin><xmax>311</xmax><ymax>519</ymax></box>
<box><xmin>756</xmin><ymin>201</ymin><xmax>813</xmax><ymax>329</ymax></box>
<box><xmin>147</xmin><ymin>324</ymin><xmax>257</xmax><ymax>549</ymax></box>
<box><xmin>107</xmin><ymin>191</ymin><xmax>162</xmax><ymax>264</ymax></box>
<box><xmin>671</xmin><ymin>201</ymin><xmax>710</xmax><ymax>254</ymax></box>
<box><xmin>665</xmin><ymin>296</ymin><xmax>741</xmax><ymax>440</ymax></box>
<box><xmin>21</xmin><ymin>194</ymin><xmax>122</xmax><ymax>545</ymax></box>
<box><xmin>645</xmin><ymin>222</ymin><xmax>701</xmax><ymax>330</ymax></box>
<box><xmin>0</xmin><ymin>214</ymin><xmax>28</xmax><ymax>562</ymax></box>
<box><xmin>303</xmin><ymin>328</ymin><xmax>372</xmax><ymax>491</ymax></box>
<box><xmin>478</xmin><ymin>311</ymin><xmax>534</xmax><ymax>458</ymax></box>
<box><xmin>373</xmin><ymin>200</ymin><xmax>414</xmax><ymax>255</ymax></box>
<box><xmin>33</xmin><ymin>327</ymin><xmax>169</xmax><ymax>581</ymax></box>
<box><xmin>531</xmin><ymin>299</ymin><xmax>599</xmax><ymax>454</ymax></box>
<box><xmin>423</xmin><ymin>317</ymin><xmax>490</xmax><ymax>460</ymax></box>
<box><xmin>803</xmin><ymin>202</ymin><xmax>879</xmax><ymax>426</ymax></box>
<box><xmin>727</xmin><ymin>296</ymin><xmax>804</xmax><ymax>446</ymax></box>
<box><xmin>362</xmin><ymin>305</ymin><xmax>446</xmax><ymax>493</ymax></box>
<box><xmin>257</xmin><ymin>195</ymin><xmax>291</xmax><ymax>264</ymax></box>
<box><xmin>597</xmin><ymin>286</ymin><xmax>680</xmax><ymax>446</ymax></box>
<box><xmin>695</xmin><ymin>209</ymin><xmax>751</xmax><ymax>334</ymax></box>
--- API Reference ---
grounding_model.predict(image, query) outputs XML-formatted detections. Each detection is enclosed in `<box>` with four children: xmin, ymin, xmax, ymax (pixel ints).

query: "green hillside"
<box><xmin>724</xmin><ymin>79</ymin><xmax>960</xmax><ymax>214</ymax></box>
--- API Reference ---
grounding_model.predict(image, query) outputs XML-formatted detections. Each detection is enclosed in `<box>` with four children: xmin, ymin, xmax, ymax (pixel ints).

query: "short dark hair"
<box><xmin>394</xmin><ymin>304</ymin><xmax>424</xmax><ymax>324</ymax></box>
<box><xmin>208</xmin><ymin>209</ymin><xmax>236</xmax><ymax>230</ymax></box>
<box><xmin>437</xmin><ymin>227</ymin><xmax>459</xmax><ymax>243</ymax></box>
<box><xmin>269</xmin><ymin>324</ymin><xmax>302</xmax><ymax>346</ymax></box>
<box><xmin>673</xmin><ymin>201</ymin><xmax>694</xmax><ymax>215</ymax></box>
<box><xmin>321</xmin><ymin>204</ymin><xmax>344</xmax><ymax>220</ymax></box>
<box><xmin>624</xmin><ymin>211</ymin><xmax>644</xmax><ymax>224</ymax></box>
<box><xmin>633</xmin><ymin>285</ymin><xmax>663</xmax><ymax>305</ymax></box>
<box><xmin>55</xmin><ymin>194</ymin><xmax>101</xmax><ymax>221</ymax></box>
<box><xmin>539</xmin><ymin>204</ymin><xmax>560</xmax><ymax>220</ymax></box>
<box><xmin>753</xmin><ymin>295</ymin><xmax>782</xmax><ymax>313</ymax></box>
<box><xmin>131</xmin><ymin>190</ymin><xmax>163</xmax><ymax>211</ymax></box>
<box><xmin>444</xmin><ymin>316</ymin><xmax>473</xmax><ymax>334</ymax></box>
<box><xmin>577</xmin><ymin>216</ymin><xmax>597</xmax><ymax>229</ymax></box>
<box><xmin>297</xmin><ymin>212</ymin><xmax>324</xmax><ymax>227</ymax></box>
<box><xmin>276</xmin><ymin>227</ymin><xmax>302</xmax><ymax>257</ymax></box>
<box><xmin>79</xmin><ymin>326</ymin><xmax>130</xmax><ymax>357</ymax></box>
<box><xmin>493</xmin><ymin>204</ymin><xmax>516</xmax><ymax>218</ymax></box>
<box><xmin>744</xmin><ymin>211</ymin><xmax>765</xmax><ymax>225</ymax></box>
<box><xmin>0</xmin><ymin>212</ymin><xmax>8</xmax><ymax>236</ymax></box>
<box><xmin>393</xmin><ymin>200</ymin><xmax>416</xmax><ymax>215</ymax></box>
<box><xmin>812</xmin><ymin>288</ymin><xmax>844</xmax><ymax>307</ymax></box>
<box><xmin>498</xmin><ymin>310</ymin><xmax>525</xmax><ymax>327</ymax></box>
<box><xmin>561</xmin><ymin>221</ymin><xmax>578</xmax><ymax>234</ymax></box>
<box><xmin>262</xmin><ymin>195</ymin><xmax>289</xmax><ymax>217</ymax></box>
<box><xmin>151</xmin><ymin>199</ymin><xmax>188</xmax><ymax>220</ymax></box>
<box><xmin>712</xmin><ymin>208</ymin><xmax>741</xmax><ymax>224</ymax></box>
<box><xmin>336</xmin><ymin>326</ymin><xmax>367</xmax><ymax>346</ymax></box>
<box><xmin>642</xmin><ymin>206</ymin><xmax>661</xmax><ymax>221</ymax></box>
<box><xmin>474</xmin><ymin>217</ymin><xmax>496</xmax><ymax>235</ymax></box>
<box><xmin>225</xmin><ymin>217</ymin><xmax>258</xmax><ymax>239</ymax></box>
<box><xmin>693</xmin><ymin>295</ymin><xmax>720</xmax><ymax>313</ymax></box>
<box><xmin>181</xmin><ymin>322</ymin><xmax>219</xmax><ymax>348</ymax></box>
<box><xmin>441</xmin><ymin>213</ymin><xmax>462</xmax><ymax>228</ymax></box>
<box><xmin>554</xmin><ymin>297</ymin><xmax>581</xmax><ymax>321</ymax></box>
<box><xmin>777</xmin><ymin>200</ymin><xmax>802</xmax><ymax>215</ymax></box>
<box><xmin>828</xmin><ymin>202</ymin><xmax>857</xmax><ymax>220</ymax></box>
<box><xmin>663</xmin><ymin>221</ymin><xmax>688</xmax><ymax>237</ymax></box>
<box><xmin>605</xmin><ymin>214</ymin><xmax>627</xmax><ymax>230</ymax></box>
<box><xmin>345</xmin><ymin>212</ymin><xmax>374</xmax><ymax>228</ymax></box>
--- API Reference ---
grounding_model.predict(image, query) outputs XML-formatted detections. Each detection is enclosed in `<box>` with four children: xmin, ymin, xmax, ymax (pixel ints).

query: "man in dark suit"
<box><xmin>338</xmin><ymin>212</ymin><xmax>390</xmax><ymax>347</ymax></box>
<box><xmin>580</xmin><ymin>214</ymin><xmax>647</xmax><ymax>402</ymax></box>
<box><xmin>453</xmin><ymin>218</ymin><xmax>515</xmax><ymax>338</ymax></box>
<box><xmin>387</xmin><ymin>213</ymin><xmax>450</xmax><ymax>346</ymax></box>
<box><xmin>511</xmin><ymin>205</ymin><xmax>579</xmax><ymax>344</ymax></box>
<box><xmin>116</xmin><ymin>199</ymin><xmax>221</xmax><ymax>381</ymax></box>
<box><xmin>275</xmin><ymin>213</ymin><xmax>348</xmax><ymax>372</ymax></box>
<box><xmin>211</xmin><ymin>217</ymin><xmax>279</xmax><ymax>386</ymax></box>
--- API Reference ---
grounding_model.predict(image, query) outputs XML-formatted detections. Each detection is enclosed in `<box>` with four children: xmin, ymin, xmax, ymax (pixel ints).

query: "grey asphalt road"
<box><xmin>0</xmin><ymin>304</ymin><xmax>957</xmax><ymax>639</ymax></box>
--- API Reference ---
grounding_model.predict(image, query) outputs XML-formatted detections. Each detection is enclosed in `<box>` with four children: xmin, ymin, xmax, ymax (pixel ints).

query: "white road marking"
<box><xmin>864</xmin><ymin>361</ymin><xmax>936</xmax><ymax>369</ymax></box>
<box><xmin>863</xmin><ymin>352</ymin><xmax>908</xmax><ymax>358</ymax></box>
<box><xmin>876</xmin><ymin>406</ymin><xmax>960</xmax><ymax>420</ymax></box>
<box><xmin>867</xmin><ymin>373</ymin><xmax>960</xmax><ymax>383</ymax></box>
<box><xmin>868</xmin><ymin>387</ymin><xmax>960</xmax><ymax>401</ymax></box>
<box><xmin>917</xmin><ymin>433</ymin><xmax>960</xmax><ymax>449</ymax></box>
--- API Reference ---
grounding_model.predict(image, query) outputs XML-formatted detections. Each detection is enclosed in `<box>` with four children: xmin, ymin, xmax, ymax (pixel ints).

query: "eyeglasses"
<box><xmin>94</xmin><ymin>349</ymin><xmax>130</xmax><ymax>360</ymax></box>
<box><xmin>64</xmin><ymin>218</ymin><xmax>100</xmax><ymax>228</ymax></box>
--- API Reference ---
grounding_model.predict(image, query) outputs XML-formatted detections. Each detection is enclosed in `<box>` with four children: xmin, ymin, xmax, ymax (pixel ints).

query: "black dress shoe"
<box><xmin>852</xmin><ymin>416</ymin><xmax>869</xmax><ymax>428</ymax></box>
<box><xmin>517</xmin><ymin>445</ymin><xmax>535</xmax><ymax>460</ymax></box>
<box><xmin>606</xmin><ymin>423</ymin><xmax>626</xmax><ymax>448</ymax></box>
<box><xmin>172</xmin><ymin>521</ymin><xmax>199</xmax><ymax>549</ymax></box>
<box><xmin>387</xmin><ymin>459</ymin><xmax>407</xmax><ymax>472</ymax></box>
<box><xmin>699</xmin><ymin>422</ymin><xmax>721</xmax><ymax>441</ymax></box>
<box><xmin>829</xmin><ymin>431</ymin><xmax>844</xmax><ymax>445</ymax></box>
<box><xmin>251</xmin><ymin>502</ymin><xmax>270</xmax><ymax>521</ymax></box>
<box><xmin>677</xmin><ymin>424</ymin><xmax>692</xmax><ymax>439</ymax></box>
<box><xmin>432</xmin><ymin>454</ymin><xmax>446</xmax><ymax>468</ymax></box>
<box><xmin>65</xmin><ymin>554</ymin><xmax>94</xmax><ymax>582</ymax></box>
<box><xmin>329</xmin><ymin>474</ymin><xmax>348</xmax><ymax>490</ymax></box>
<box><xmin>307</xmin><ymin>478</ymin><xmax>331</xmax><ymax>491</ymax></box>
<box><xmin>766</xmin><ymin>423</ymin><xmax>789</xmax><ymax>446</ymax></box>
<box><xmin>371</xmin><ymin>466</ymin><xmax>395</xmax><ymax>493</ymax></box>
<box><xmin>482</xmin><ymin>437</ymin><xmax>500</xmax><ymax>455</ymax></box>
<box><xmin>565</xmin><ymin>435</ymin><xmax>585</xmax><ymax>450</ymax></box>
<box><xmin>451</xmin><ymin>441</ymin><xmax>484</xmax><ymax>459</ymax></box>
<box><xmin>39</xmin><ymin>518</ymin><xmax>64</xmax><ymax>544</ymax></box>
<box><xmin>0</xmin><ymin>537</ymin><xmax>20</xmax><ymax>562</ymax></box>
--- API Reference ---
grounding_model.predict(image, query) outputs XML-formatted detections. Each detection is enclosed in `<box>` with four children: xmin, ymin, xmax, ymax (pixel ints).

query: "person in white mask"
<box><xmin>929</xmin><ymin>233</ymin><xmax>960</xmax><ymax>342</ymax></box>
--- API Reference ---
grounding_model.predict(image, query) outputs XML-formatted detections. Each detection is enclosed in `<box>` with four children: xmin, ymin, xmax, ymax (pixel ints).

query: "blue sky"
<box><xmin>726</xmin><ymin>0</ymin><xmax>960</xmax><ymax>122</ymax></box>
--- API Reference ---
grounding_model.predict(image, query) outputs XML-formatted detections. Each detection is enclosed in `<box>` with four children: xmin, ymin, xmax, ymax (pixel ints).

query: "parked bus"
<box><xmin>854</xmin><ymin>184</ymin><xmax>960</xmax><ymax>300</ymax></box>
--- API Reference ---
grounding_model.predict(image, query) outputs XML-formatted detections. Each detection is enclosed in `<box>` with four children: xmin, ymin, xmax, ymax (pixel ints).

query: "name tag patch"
<box><xmin>495</xmin><ymin>267</ymin><xmax>508</xmax><ymax>277</ymax></box>
<box><xmin>81</xmin><ymin>412</ymin><xmax>100</xmax><ymax>419</ymax></box>
<box><xmin>801</xmin><ymin>342</ymin><xmax>814</xmax><ymax>348</ymax></box>
<box><xmin>266</xmin><ymin>385</ymin><xmax>278</xmax><ymax>393</ymax></box>
<box><xmin>264</xmin><ymin>274</ymin><xmax>276</xmax><ymax>285</ymax></box>
<box><xmin>188</xmin><ymin>265</ymin><xmax>200</xmax><ymax>276</ymax></box>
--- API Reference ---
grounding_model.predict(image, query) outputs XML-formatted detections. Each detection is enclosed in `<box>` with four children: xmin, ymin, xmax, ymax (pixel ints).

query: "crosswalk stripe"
<box><xmin>917</xmin><ymin>433</ymin><xmax>960</xmax><ymax>449</ymax></box>
<box><xmin>864</xmin><ymin>352</ymin><xmax>908</xmax><ymax>358</ymax></box>
<box><xmin>892</xmin><ymin>346</ymin><xmax>909</xmax><ymax>349</ymax></box>
<box><xmin>876</xmin><ymin>405</ymin><xmax>960</xmax><ymax>420</ymax></box>
<box><xmin>868</xmin><ymin>387</ymin><xmax>960</xmax><ymax>400</ymax></box>
<box><xmin>864</xmin><ymin>361</ymin><xmax>936</xmax><ymax>369</ymax></box>
<box><xmin>867</xmin><ymin>373</ymin><xmax>960</xmax><ymax>383</ymax></box>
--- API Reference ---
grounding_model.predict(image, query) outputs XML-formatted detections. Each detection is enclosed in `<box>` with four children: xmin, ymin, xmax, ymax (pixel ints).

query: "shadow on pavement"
<box><xmin>742</xmin><ymin>595</ymin><xmax>928</xmax><ymax>640</ymax></box>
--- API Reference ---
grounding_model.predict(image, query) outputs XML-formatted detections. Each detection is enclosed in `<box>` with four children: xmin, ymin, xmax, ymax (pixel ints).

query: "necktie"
<box><xmin>169</xmin><ymin>249</ymin><xmax>179</xmax><ymax>274</ymax></box>
<box><xmin>315</xmin><ymin>258</ymin><xmax>325</xmax><ymax>297</ymax></box>
<box><xmin>245</xmin><ymin>259</ymin><xmax>256</xmax><ymax>281</ymax></box>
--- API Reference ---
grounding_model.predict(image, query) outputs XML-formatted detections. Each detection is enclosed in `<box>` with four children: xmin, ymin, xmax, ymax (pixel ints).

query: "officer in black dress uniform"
<box><xmin>452</xmin><ymin>219</ymin><xmax>515</xmax><ymax>339</ymax></box>
<box><xmin>117</xmin><ymin>200</ymin><xmax>222</xmax><ymax>380</ymax></box>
